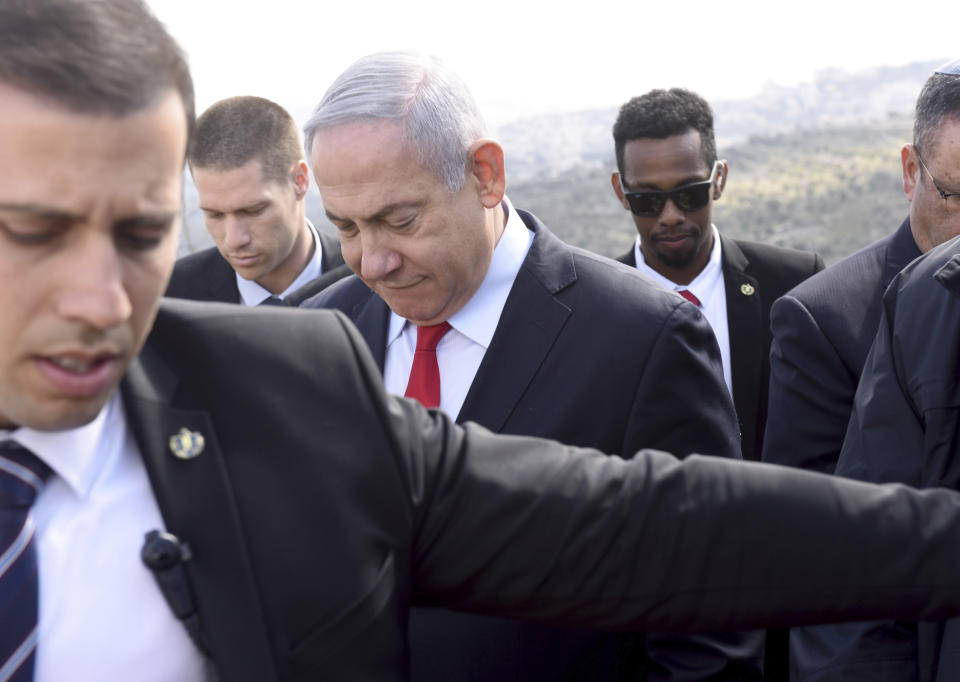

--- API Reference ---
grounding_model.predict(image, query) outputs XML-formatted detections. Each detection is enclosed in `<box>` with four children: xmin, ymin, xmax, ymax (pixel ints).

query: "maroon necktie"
<box><xmin>404</xmin><ymin>322</ymin><xmax>452</xmax><ymax>408</ymax></box>
<box><xmin>677</xmin><ymin>289</ymin><xmax>701</xmax><ymax>307</ymax></box>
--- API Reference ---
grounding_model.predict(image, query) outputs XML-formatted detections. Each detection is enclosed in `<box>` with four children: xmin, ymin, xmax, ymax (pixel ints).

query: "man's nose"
<box><xmin>659</xmin><ymin>198</ymin><xmax>686</xmax><ymax>224</ymax></box>
<box><xmin>56</xmin><ymin>233</ymin><xmax>131</xmax><ymax>330</ymax></box>
<box><xmin>222</xmin><ymin>216</ymin><xmax>251</xmax><ymax>250</ymax></box>
<box><xmin>357</xmin><ymin>231</ymin><xmax>402</xmax><ymax>281</ymax></box>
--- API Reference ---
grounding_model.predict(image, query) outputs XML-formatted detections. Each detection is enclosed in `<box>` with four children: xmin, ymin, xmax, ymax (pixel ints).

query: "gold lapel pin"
<box><xmin>169</xmin><ymin>427</ymin><xmax>205</xmax><ymax>460</ymax></box>
<box><xmin>740</xmin><ymin>283</ymin><xmax>756</xmax><ymax>296</ymax></box>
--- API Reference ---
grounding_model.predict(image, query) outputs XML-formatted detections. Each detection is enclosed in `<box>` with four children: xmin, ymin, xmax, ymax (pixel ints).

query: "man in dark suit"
<box><xmin>11</xmin><ymin>4</ymin><xmax>960</xmax><ymax>681</ymax></box>
<box><xmin>165</xmin><ymin>96</ymin><xmax>348</xmax><ymax>307</ymax></box>
<box><xmin>777</xmin><ymin>59</ymin><xmax>960</xmax><ymax>681</ymax></box>
<box><xmin>302</xmin><ymin>52</ymin><xmax>757</xmax><ymax>680</ymax></box>
<box><xmin>762</xmin><ymin>62</ymin><xmax>960</xmax><ymax>476</ymax></box>
<box><xmin>611</xmin><ymin>88</ymin><xmax>824</xmax><ymax>464</ymax></box>
<box><xmin>610</xmin><ymin>85</ymin><xmax>823</xmax><ymax>682</ymax></box>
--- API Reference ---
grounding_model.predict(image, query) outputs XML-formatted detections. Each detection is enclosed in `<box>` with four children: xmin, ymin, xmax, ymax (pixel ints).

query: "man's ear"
<box><xmin>611</xmin><ymin>172</ymin><xmax>630</xmax><ymax>209</ymax></box>
<box><xmin>469</xmin><ymin>139</ymin><xmax>506</xmax><ymax>208</ymax></box>
<box><xmin>902</xmin><ymin>144</ymin><xmax>920</xmax><ymax>201</ymax></box>
<box><xmin>291</xmin><ymin>159</ymin><xmax>310</xmax><ymax>200</ymax></box>
<box><xmin>714</xmin><ymin>160</ymin><xmax>729</xmax><ymax>200</ymax></box>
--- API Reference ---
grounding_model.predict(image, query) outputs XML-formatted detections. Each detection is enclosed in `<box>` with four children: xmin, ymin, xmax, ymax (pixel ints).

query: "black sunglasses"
<box><xmin>619</xmin><ymin>161</ymin><xmax>722</xmax><ymax>217</ymax></box>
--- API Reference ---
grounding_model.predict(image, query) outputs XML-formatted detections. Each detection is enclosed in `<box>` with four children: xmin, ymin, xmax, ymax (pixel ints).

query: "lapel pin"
<box><xmin>740</xmin><ymin>283</ymin><xmax>756</xmax><ymax>296</ymax></box>
<box><xmin>169</xmin><ymin>427</ymin><xmax>205</xmax><ymax>460</ymax></box>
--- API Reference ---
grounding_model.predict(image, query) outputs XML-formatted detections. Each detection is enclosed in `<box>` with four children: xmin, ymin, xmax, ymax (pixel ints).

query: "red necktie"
<box><xmin>404</xmin><ymin>322</ymin><xmax>452</xmax><ymax>408</ymax></box>
<box><xmin>677</xmin><ymin>289</ymin><xmax>701</xmax><ymax>307</ymax></box>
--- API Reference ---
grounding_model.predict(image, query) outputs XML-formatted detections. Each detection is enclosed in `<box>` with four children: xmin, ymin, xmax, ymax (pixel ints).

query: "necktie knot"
<box><xmin>677</xmin><ymin>289</ymin><xmax>701</xmax><ymax>307</ymax></box>
<box><xmin>405</xmin><ymin>322</ymin><xmax>453</xmax><ymax>408</ymax></box>
<box><xmin>415</xmin><ymin>322</ymin><xmax>452</xmax><ymax>352</ymax></box>
<box><xmin>258</xmin><ymin>295</ymin><xmax>288</xmax><ymax>307</ymax></box>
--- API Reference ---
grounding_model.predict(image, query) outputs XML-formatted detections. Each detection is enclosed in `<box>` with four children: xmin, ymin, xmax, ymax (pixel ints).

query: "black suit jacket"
<box><xmin>306</xmin><ymin>211</ymin><xmax>761</xmax><ymax>680</ymax></box>
<box><xmin>762</xmin><ymin>218</ymin><xmax>921</xmax><ymax>473</ymax></box>
<box><xmin>788</xmin><ymin>235</ymin><xmax>960</xmax><ymax>681</ymax></box>
<box><xmin>165</xmin><ymin>230</ymin><xmax>349</xmax><ymax>305</ymax></box>
<box><xmin>120</xmin><ymin>298</ymin><xmax>960</xmax><ymax>682</ymax></box>
<box><xmin>618</xmin><ymin>234</ymin><xmax>824</xmax><ymax>462</ymax></box>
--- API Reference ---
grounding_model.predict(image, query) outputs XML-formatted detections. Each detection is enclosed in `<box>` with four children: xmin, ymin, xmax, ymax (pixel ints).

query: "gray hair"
<box><xmin>303</xmin><ymin>52</ymin><xmax>486</xmax><ymax>192</ymax></box>
<box><xmin>914</xmin><ymin>69</ymin><xmax>960</xmax><ymax>154</ymax></box>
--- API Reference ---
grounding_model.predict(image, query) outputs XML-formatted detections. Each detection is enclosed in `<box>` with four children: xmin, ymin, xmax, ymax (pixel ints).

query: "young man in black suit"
<box><xmin>610</xmin><ymin>87</ymin><xmax>824</xmax><ymax>680</ymax></box>
<box><xmin>10</xmin><ymin>4</ymin><xmax>960</xmax><ymax>681</ymax></box>
<box><xmin>611</xmin><ymin>88</ymin><xmax>825</xmax><ymax>465</ymax></box>
<box><xmin>302</xmin><ymin>52</ymin><xmax>760</xmax><ymax>680</ymax></box>
<box><xmin>165</xmin><ymin>96</ymin><xmax>348</xmax><ymax>306</ymax></box>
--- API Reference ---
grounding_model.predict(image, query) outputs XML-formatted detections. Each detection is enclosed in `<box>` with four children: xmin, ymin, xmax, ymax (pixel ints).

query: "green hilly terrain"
<box><xmin>507</xmin><ymin>114</ymin><xmax>913</xmax><ymax>265</ymax></box>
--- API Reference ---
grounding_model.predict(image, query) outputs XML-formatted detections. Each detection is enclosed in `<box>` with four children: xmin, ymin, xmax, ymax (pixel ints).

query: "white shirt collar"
<box><xmin>387</xmin><ymin>196</ymin><xmax>533</xmax><ymax>345</ymax></box>
<box><xmin>1</xmin><ymin>393</ymin><xmax>121</xmax><ymax>500</ymax></box>
<box><xmin>236</xmin><ymin>219</ymin><xmax>324</xmax><ymax>305</ymax></box>
<box><xmin>633</xmin><ymin>224</ymin><xmax>723</xmax><ymax>300</ymax></box>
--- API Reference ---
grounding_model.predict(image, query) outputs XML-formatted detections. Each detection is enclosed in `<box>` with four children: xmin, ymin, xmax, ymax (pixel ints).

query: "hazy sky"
<box><xmin>149</xmin><ymin>0</ymin><xmax>954</xmax><ymax>127</ymax></box>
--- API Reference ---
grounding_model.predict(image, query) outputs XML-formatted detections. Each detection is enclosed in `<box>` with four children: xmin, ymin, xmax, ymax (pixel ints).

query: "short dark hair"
<box><xmin>0</xmin><ymin>0</ymin><xmax>194</xmax><ymax>140</ymax></box>
<box><xmin>188</xmin><ymin>96</ymin><xmax>304</xmax><ymax>185</ymax></box>
<box><xmin>914</xmin><ymin>72</ymin><xmax>960</xmax><ymax>154</ymax></box>
<box><xmin>612</xmin><ymin>88</ymin><xmax>717</xmax><ymax>173</ymax></box>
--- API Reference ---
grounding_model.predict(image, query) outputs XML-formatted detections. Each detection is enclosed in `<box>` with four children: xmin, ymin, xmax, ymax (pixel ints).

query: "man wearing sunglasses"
<box><xmin>611</xmin><ymin>89</ymin><xmax>824</xmax><ymax>466</ymax></box>
<box><xmin>771</xmin><ymin>60</ymin><xmax>960</xmax><ymax>681</ymax></box>
<box><xmin>611</xmin><ymin>89</ymin><xmax>825</xmax><ymax>680</ymax></box>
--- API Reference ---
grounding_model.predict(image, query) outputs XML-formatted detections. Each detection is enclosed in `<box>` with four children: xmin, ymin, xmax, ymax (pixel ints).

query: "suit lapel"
<box><xmin>317</xmin><ymin>230</ymin><xmax>346</xmax><ymax>272</ymax></box>
<box><xmin>122</xmin><ymin>344</ymin><xmax>278</xmax><ymax>682</ymax></box>
<box><xmin>457</xmin><ymin>212</ymin><xmax>573</xmax><ymax>432</ymax></box>
<box><xmin>720</xmin><ymin>235</ymin><xmax>763</xmax><ymax>459</ymax></box>
<box><xmin>207</xmin><ymin>254</ymin><xmax>243</xmax><ymax>303</ymax></box>
<box><xmin>615</xmin><ymin>247</ymin><xmax>636</xmax><ymax>267</ymax></box>
<box><xmin>284</xmin><ymin>263</ymin><xmax>352</xmax><ymax>306</ymax></box>
<box><xmin>350</xmin><ymin>293</ymin><xmax>390</xmax><ymax>372</ymax></box>
<box><xmin>883</xmin><ymin>217</ymin><xmax>922</xmax><ymax>290</ymax></box>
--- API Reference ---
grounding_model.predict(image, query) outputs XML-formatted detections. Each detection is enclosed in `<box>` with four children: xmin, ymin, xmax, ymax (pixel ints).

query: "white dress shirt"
<box><xmin>237</xmin><ymin>219</ymin><xmax>325</xmax><ymax>306</ymax></box>
<box><xmin>633</xmin><ymin>225</ymin><xmax>733</xmax><ymax>396</ymax></box>
<box><xmin>383</xmin><ymin>198</ymin><xmax>534</xmax><ymax>419</ymax></box>
<box><xmin>2</xmin><ymin>396</ymin><xmax>213</xmax><ymax>682</ymax></box>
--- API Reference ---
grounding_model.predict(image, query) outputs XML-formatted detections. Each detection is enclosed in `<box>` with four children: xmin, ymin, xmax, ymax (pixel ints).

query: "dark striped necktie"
<box><xmin>258</xmin><ymin>296</ymin><xmax>288</xmax><ymax>307</ymax></box>
<box><xmin>0</xmin><ymin>441</ymin><xmax>51</xmax><ymax>682</ymax></box>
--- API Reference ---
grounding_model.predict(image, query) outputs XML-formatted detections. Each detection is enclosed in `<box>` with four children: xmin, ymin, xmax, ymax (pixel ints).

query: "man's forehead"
<box><xmin>0</xmin><ymin>85</ymin><xmax>187</xmax><ymax>214</ymax></box>
<box><xmin>311</xmin><ymin>118</ymin><xmax>444</xmax><ymax>212</ymax></box>
<box><xmin>310</xmin><ymin>119</ymin><xmax>408</xmax><ymax>165</ymax></box>
<box><xmin>622</xmin><ymin>132</ymin><xmax>710</xmax><ymax>182</ymax></box>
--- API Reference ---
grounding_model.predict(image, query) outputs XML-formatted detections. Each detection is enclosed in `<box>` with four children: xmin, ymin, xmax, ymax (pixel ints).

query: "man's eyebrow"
<box><xmin>624</xmin><ymin>174</ymin><xmax>710</xmax><ymax>191</ymax></box>
<box><xmin>115</xmin><ymin>211</ymin><xmax>179</xmax><ymax>230</ymax></box>
<box><xmin>325</xmin><ymin>201</ymin><xmax>421</xmax><ymax>224</ymax></box>
<box><xmin>0</xmin><ymin>202</ymin><xmax>83</xmax><ymax>222</ymax></box>
<box><xmin>0</xmin><ymin>203</ymin><xmax>178</xmax><ymax>227</ymax></box>
<box><xmin>198</xmin><ymin>200</ymin><xmax>267</xmax><ymax>214</ymax></box>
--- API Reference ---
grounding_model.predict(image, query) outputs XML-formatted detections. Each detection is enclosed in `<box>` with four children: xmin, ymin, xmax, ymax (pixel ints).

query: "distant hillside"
<box><xmin>179</xmin><ymin>59</ymin><xmax>938</xmax><ymax>265</ymax></box>
<box><xmin>508</xmin><ymin>114</ymin><xmax>912</xmax><ymax>265</ymax></box>
<box><xmin>492</xmin><ymin>60</ymin><xmax>939</xmax><ymax>181</ymax></box>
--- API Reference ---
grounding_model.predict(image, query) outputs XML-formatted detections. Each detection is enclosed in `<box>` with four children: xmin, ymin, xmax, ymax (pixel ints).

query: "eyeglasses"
<box><xmin>916</xmin><ymin>149</ymin><xmax>960</xmax><ymax>207</ymax></box>
<box><xmin>619</xmin><ymin>160</ymin><xmax>722</xmax><ymax>217</ymax></box>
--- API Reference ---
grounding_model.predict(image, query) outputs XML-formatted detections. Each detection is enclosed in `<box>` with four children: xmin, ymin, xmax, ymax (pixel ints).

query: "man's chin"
<box><xmin>7</xmin><ymin>390</ymin><xmax>116</xmax><ymax>433</ymax></box>
<box><xmin>654</xmin><ymin>248</ymin><xmax>697</xmax><ymax>270</ymax></box>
